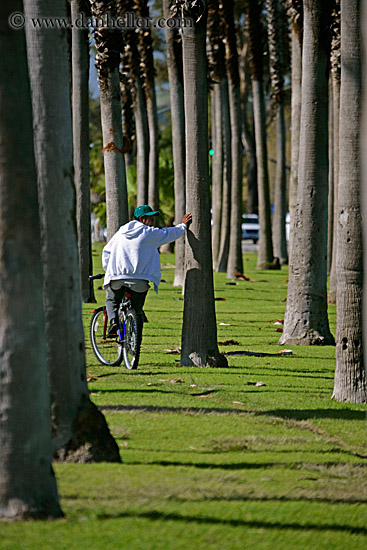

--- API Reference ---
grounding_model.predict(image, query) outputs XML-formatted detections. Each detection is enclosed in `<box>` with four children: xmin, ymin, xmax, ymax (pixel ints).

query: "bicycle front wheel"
<box><xmin>122</xmin><ymin>309</ymin><xmax>142</xmax><ymax>370</ymax></box>
<box><xmin>90</xmin><ymin>307</ymin><xmax>123</xmax><ymax>366</ymax></box>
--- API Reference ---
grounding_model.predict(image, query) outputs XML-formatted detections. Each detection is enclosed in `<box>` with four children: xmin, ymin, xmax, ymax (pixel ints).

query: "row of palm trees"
<box><xmin>1</xmin><ymin>0</ymin><xmax>367</xmax><ymax>520</ymax></box>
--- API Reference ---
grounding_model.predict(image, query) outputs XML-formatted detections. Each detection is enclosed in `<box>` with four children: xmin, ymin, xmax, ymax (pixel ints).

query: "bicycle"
<box><xmin>89</xmin><ymin>274</ymin><xmax>143</xmax><ymax>369</ymax></box>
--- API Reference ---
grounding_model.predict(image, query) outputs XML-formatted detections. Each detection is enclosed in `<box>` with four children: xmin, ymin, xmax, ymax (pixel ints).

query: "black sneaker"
<box><xmin>107</xmin><ymin>322</ymin><xmax>118</xmax><ymax>338</ymax></box>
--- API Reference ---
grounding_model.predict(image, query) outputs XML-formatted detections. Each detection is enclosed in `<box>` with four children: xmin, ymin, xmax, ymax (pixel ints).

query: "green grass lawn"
<box><xmin>2</xmin><ymin>247</ymin><xmax>367</xmax><ymax>550</ymax></box>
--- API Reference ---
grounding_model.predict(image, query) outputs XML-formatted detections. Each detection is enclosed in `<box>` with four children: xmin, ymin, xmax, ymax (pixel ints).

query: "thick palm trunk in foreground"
<box><xmin>178</xmin><ymin>1</ymin><xmax>227</xmax><ymax>368</ymax></box>
<box><xmin>332</xmin><ymin>0</ymin><xmax>366</xmax><ymax>403</ymax></box>
<box><xmin>0</xmin><ymin>1</ymin><xmax>62</xmax><ymax>518</ymax></box>
<box><xmin>24</xmin><ymin>0</ymin><xmax>121</xmax><ymax>461</ymax></box>
<box><xmin>279</xmin><ymin>0</ymin><xmax>334</xmax><ymax>346</ymax></box>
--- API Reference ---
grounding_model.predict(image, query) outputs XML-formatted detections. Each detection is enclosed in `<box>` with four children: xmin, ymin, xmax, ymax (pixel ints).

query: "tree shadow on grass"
<box><xmin>263</xmin><ymin>409</ymin><xmax>367</xmax><ymax>421</ymax></box>
<box><xmin>95</xmin><ymin>509</ymin><xmax>367</xmax><ymax>535</ymax></box>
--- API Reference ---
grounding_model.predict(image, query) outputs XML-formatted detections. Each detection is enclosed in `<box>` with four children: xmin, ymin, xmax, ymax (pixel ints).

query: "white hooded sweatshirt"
<box><xmin>102</xmin><ymin>220</ymin><xmax>187</xmax><ymax>293</ymax></box>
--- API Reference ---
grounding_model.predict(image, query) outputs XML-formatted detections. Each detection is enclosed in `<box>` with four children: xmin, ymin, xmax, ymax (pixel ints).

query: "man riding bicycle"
<box><xmin>102</xmin><ymin>205</ymin><xmax>192</xmax><ymax>337</ymax></box>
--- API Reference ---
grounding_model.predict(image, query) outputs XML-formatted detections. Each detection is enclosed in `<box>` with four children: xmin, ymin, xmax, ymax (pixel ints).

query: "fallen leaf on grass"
<box><xmin>276</xmin><ymin>328</ymin><xmax>283</xmax><ymax>333</ymax></box>
<box><xmin>87</xmin><ymin>376</ymin><xmax>97</xmax><ymax>382</ymax></box>
<box><xmin>234</xmin><ymin>272</ymin><xmax>251</xmax><ymax>281</ymax></box>
<box><xmin>232</xmin><ymin>401</ymin><xmax>244</xmax><ymax>405</ymax></box>
<box><xmin>218</xmin><ymin>322</ymin><xmax>231</xmax><ymax>326</ymax></box>
<box><xmin>218</xmin><ymin>340</ymin><xmax>240</xmax><ymax>346</ymax></box>
<box><xmin>279</xmin><ymin>349</ymin><xmax>293</xmax><ymax>355</ymax></box>
<box><xmin>190</xmin><ymin>384</ymin><xmax>198</xmax><ymax>387</ymax></box>
<box><xmin>158</xmin><ymin>378</ymin><xmax>185</xmax><ymax>384</ymax></box>
<box><xmin>255</xmin><ymin>381</ymin><xmax>266</xmax><ymax>387</ymax></box>
<box><xmin>164</xmin><ymin>347</ymin><xmax>181</xmax><ymax>354</ymax></box>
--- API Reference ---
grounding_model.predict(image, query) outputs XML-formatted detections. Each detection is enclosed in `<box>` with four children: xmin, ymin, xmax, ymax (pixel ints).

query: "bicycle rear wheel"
<box><xmin>90</xmin><ymin>307</ymin><xmax>123</xmax><ymax>366</ymax></box>
<box><xmin>122</xmin><ymin>309</ymin><xmax>142</xmax><ymax>370</ymax></box>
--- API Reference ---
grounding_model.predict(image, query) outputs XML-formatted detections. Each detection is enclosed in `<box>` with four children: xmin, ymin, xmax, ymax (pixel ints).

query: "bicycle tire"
<box><xmin>122</xmin><ymin>309</ymin><xmax>142</xmax><ymax>370</ymax></box>
<box><xmin>90</xmin><ymin>306</ymin><xmax>123</xmax><ymax>366</ymax></box>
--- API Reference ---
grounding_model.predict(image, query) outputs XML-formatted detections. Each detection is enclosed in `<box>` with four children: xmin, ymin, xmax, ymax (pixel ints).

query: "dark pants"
<box><xmin>106</xmin><ymin>286</ymin><xmax>148</xmax><ymax>326</ymax></box>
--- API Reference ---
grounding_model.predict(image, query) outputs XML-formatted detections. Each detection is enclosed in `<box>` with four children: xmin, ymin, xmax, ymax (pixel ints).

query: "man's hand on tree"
<box><xmin>182</xmin><ymin>213</ymin><xmax>192</xmax><ymax>228</ymax></box>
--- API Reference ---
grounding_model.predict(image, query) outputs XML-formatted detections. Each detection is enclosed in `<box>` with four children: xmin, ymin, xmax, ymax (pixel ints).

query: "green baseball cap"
<box><xmin>134</xmin><ymin>205</ymin><xmax>160</xmax><ymax>219</ymax></box>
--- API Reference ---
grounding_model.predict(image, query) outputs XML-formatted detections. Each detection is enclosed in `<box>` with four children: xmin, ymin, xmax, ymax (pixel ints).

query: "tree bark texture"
<box><xmin>135</xmin><ymin>0</ymin><xmax>159</xmax><ymax>211</ymax></box>
<box><xmin>118</xmin><ymin>0</ymin><xmax>149</xmax><ymax>206</ymax></box>
<box><xmin>179</xmin><ymin>4</ymin><xmax>227</xmax><ymax>368</ymax></box>
<box><xmin>252</xmin><ymin>80</ymin><xmax>274</xmax><ymax>268</ymax></box>
<box><xmin>288</xmin><ymin>2</ymin><xmax>302</xmax><ymax>257</ymax></box>
<box><xmin>328</xmin><ymin>1</ymin><xmax>341</xmax><ymax>303</ymax></box>
<box><xmin>0</xmin><ymin>1</ymin><xmax>62</xmax><ymax>519</ymax></box>
<box><xmin>272</xmin><ymin>103</ymin><xmax>288</xmax><ymax>264</ymax></box>
<box><xmin>327</xmin><ymin>79</ymin><xmax>334</xmax><ymax>276</ymax></box>
<box><xmin>71</xmin><ymin>0</ymin><xmax>96</xmax><ymax>303</ymax></box>
<box><xmin>211</xmin><ymin>83</ymin><xmax>224</xmax><ymax>266</ymax></box>
<box><xmin>223</xmin><ymin>0</ymin><xmax>243</xmax><ymax>278</ymax></box>
<box><xmin>246</xmin><ymin>0</ymin><xmax>274</xmax><ymax>269</ymax></box>
<box><xmin>267</xmin><ymin>0</ymin><xmax>288</xmax><ymax>265</ymax></box>
<box><xmin>164</xmin><ymin>0</ymin><xmax>186</xmax><ymax>286</ymax></box>
<box><xmin>90</xmin><ymin>0</ymin><xmax>128</xmax><ymax>242</ymax></box>
<box><xmin>360</xmin><ymin>0</ymin><xmax>367</xmax><ymax>403</ymax></box>
<box><xmin>134</xmin><ymin>76</ymin><xmax>150</xmax><ymax>206</ymax></box>
<box><xmin>24</xmin><ymin>0</ymin><xmax>121</xmax><ymax>461</ymax></box>
<box><xmin>239</xmin><ymin>44</ymin><xmax>258</xmax><ymax>214</ymax></box>
<box><xmin>279</xmin><ymin>0</ymin><xmax>334</xmax><ymax>346</ymax></box>
<box><xmin>100</xmin><ymin>68</ymin><xmax>129</xmax><ymax>242</ymax></box>
<box><xmin>216</xmin><ymin>80</ymin><xmax>232</xmax><ymax>273</ymax></box>
<box><xmin>332</xmin><ymin>0</ymin><xmax>367</xmax><ymax>403</ymax></box>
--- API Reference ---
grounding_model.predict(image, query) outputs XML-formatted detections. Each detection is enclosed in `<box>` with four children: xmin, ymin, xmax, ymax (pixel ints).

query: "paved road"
<box><xmin>242</xmin><ymin>240</ymin><xmax>259</xmax><ymax>253</ymax></box>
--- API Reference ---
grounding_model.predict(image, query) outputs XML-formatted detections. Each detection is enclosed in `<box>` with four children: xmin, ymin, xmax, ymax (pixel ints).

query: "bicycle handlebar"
<box><xmin>89</xmin><ymin>273</ymin><xmax>104</xmax><ymax>281</ymax></box>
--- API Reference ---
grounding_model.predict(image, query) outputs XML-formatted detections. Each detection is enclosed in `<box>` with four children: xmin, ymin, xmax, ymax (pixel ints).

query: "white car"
<box><xmin>241</xmin><ymin>214</ymin><xmax>259</xmax><ymax>244</ymax></box>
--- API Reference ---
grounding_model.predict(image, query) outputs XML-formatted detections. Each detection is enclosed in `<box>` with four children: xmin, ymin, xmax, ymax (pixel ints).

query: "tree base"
<box><xmin>54</xmin><ymin>399</ymin><xmax>121</xmax><ymax>463</ymax></box>
<box><xmin>278</xmin><ymin>329</ymin><xmax>335</xmax><ymax>346</ymax></box>
<box><xmin>331</xmin><ymin>388</ymin><xmax>367</xmax><ymax>404</ymax></box>
<box><xmin>0</xmin><ymin>496</ymin><xmax>63</xmax><ymax>521</ymax></box>
<box><xmin>181</xmin><ymin>350</ymin><xmax>228</xmax><ymax>368</ymax></box>
<box><xmin>327</xmin><ymin>291</ymin><xmax>336</xmax><ymax>304</ymax></box>
<box><xmin>256</xmin><ymin>258</ymin><xmax>281</xmax><ymax>270</ymax></box>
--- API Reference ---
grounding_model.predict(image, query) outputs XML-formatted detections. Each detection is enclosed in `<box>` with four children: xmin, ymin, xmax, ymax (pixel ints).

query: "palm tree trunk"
<box><xmin>328</xmin><ymin>2</ymin><xmax>341</xmax><ymax>303</ymax></box>
<box><xmin>252</xmin><ymin>79</ymin><xmax>274</xmax><ymax>268</ymax></box>
<box><xmin>134</xmin><ymin>74</ymin><xmax>150</xmax><ymax>206</ymax></box>
<box><xmin>223</xmin><ymin>0</ymin><xmax>243</xmax><ymax>278</ymax></box>
<box><xmin>71</xmin><ymin>0</ymin><xmax>95</xmax><ymax>303</ymax></box>
<box><xmin>179</xmin><ymin>1</ymin><xmax>227</xmax><ymax>368</ymax></box>
<box><xmin>288</xmin><ymin>1</ymin><xmax>302</xmax><ymax>256</ymax></box>
<box><xmin>279</xmin><ymin>0</ymin><xmax>334</xmax><ymax>346</ymax></box>
<box><xmin>361</xmin><ymin>0</ymin><xmax>367</xmax><ymax>395</ymax></box>
<box><xmin>164</xmin><ymin>0</ymin><xmax>186</xmax><ymax>286</ymax></box>
<box><xmin>147</xmin><ymin>86</ymin><xmax>159</xmax><ymax>210</ymax></box>
<box><xmin>24</xmin><ymin>0</ymin><xmax>121</xmax><ymax>461</ymax></box>
<box><xmin>216</xmin><ymin>79</ymin><xmax>232</xmax><ymax>273</ymax></box>
<box><xmin>211</xmin><ymin>83</ymin><xmax>224</xmax><ymax>265</ymax></box>
<box><xmin>100</xmin><ymin>67</ymin><xmax>129</xmax><ymax>241</ymax></box>
<box><xmin>90</xmin><ymin>0</ymin><xmax>128</xmax><ymax>242</ymax></box>
<box><xmin>135</xmin><ymin>0</ymin><xmax>159</xmax><ymax>210</ymax></box>
<box><xmin>332</xmin><ymin>0</ymin><xmax>366</xmax><ymax>403</ymax></box>
<box><xmin>239</xmin><ymin>43</ymin><xmax>258</xmax><ymax>214</ymax></box>
<box><xmin>327</xmin><ymin>79</ymin><xmax>334</xmax><ymax>276</ymax></box>
<box><xmin>0</xmin><ymin>0</ymin><xmax>62</xmax><ymax>519</ymax></box>
<box><xmin>272</xmin><ymin>102</ymin><xmax>288</xmax><ymax>264</ymax></box>
<box><xmin>246</xmin><ymin>0</ymin><xmax>275</xmax><ymax>269</ymax></box>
